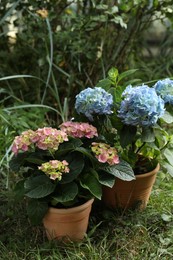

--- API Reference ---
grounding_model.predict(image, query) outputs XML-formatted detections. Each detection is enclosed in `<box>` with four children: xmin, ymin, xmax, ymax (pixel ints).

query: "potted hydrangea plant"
<box><xmin>10</xmin><ymin>121</ymin><xmax>135</xmax><ymax>240</ymax></box>
<box><xmin>74</xmin><ymin>67</ymin><xmax>173</xmax><ymax>210</ymax></box>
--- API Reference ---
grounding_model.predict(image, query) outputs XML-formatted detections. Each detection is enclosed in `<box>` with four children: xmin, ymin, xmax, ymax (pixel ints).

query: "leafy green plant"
<box><xmin>9</xmin><ymin>122</ymin><xmax>135</xmax><ymax>224</ymax></box>
<box><xmin>75</xmin><ymin>67</ymin><xmax>173</xmax><ymax>176</ymax></box>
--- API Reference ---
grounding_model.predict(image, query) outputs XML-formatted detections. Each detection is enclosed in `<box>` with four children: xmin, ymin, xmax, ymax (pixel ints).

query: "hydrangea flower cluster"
<box><xmin>59</xmin><ymin>121</ymin><xmax>98</xmax><ymax>138</ymax></box>
<box><xmin>118</xmin><ymin>85</ymin><xmax>165</xmax><ymax>126</ymax></box>
<box><xmin>75</xmin><ymin>87</ymin><xmax>113</xmax><ymax>121</ymax></box>
<box><xmin>11</xmin><ymin>129</ymin><xmax>38</xmax><ymax>155</ymax></box>
<box><xmin>35</xmin><ymin>127</ymin><xmax>68</xmax><ymax>150</ymax></box>
<box><xmin>12</xmin><ymin>127</ymin><xmax>68</xmax><ymax>155</ymax></box>
<box><xmin>154</xmin><ymin>78</ymin><xmax>173</xmax><ymax>105</ymax></box>
<box><xmin>38</xmin><ymin>160</ymin><xmax>69</xmax><ymax>180</ymax></box>
<box><xmin>91</xmin><ymin>142</ymin><xmax>119</xmax><ymax>165</ymax></box>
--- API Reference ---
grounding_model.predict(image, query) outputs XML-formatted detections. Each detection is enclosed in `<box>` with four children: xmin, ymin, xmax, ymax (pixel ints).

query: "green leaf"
<box><xmin>80</xmin><ymin>172</ymin><xmax>102</xmax><ymax>200</ymax></box>
<box><xmin>141</xmin><ymin>127</ymin><xmax>155</xmax><ymax>142</ymax></box>
<box><xmin>52</xmin><ymin>182</ymin><xmax>78</xmax><ymax>203</ymax></box>
<box><xmin>108</xmin><ymin>67</ymin><xmax>119</xmax><ymax>83</ymax></box>
<box><xmin>55</xmin><ymin>138</ymin><xmax>83</xmax><ymax>156</ymax></box>
<box><xmin>100</xmin><ymin>160</ymin><xmax>135</xmax><ymax>181</ymax></box>
<box><xmin>124</xmin><ymin>79</ymin><xmax>142</xmax><ymax>86</ymax></box>
<box><xmin>117</xmin><ymin>69</ymin><xmax>138</xmax><ymax>83</ymax></box>
<box><xmin>9</xmin><ymin>153</ymin><xmax>28</xmax><ymax>171</ymax></box>
<box><xmin>75</xmin><ymin>147</ymin><xmax>97</xmax><ymax>164</ymax></box>
<box><xmin>161</xmin><ymin>111</ymin><xmax>173</xmax><ymax>124</ymax></box>
<box><xmin>96</xmin><ymin>78</ymin><xmax>112</xmax><ymax>91</ymax></box>
<box><xmin>25</xmin><ymin>158</ymin><xmax>45</xmax><ymax>165</ymax></box>
<box><xmin>109</xmin><ymin>85</ymin><xmax>125</xmax><ymax>103</ymax></box>
<box><xmin>14</xmin><ymin>180</ymin><xmax>26</xmax><ymax>200</ymax></box>
<box><xmin>120</xmin><ymin>125</ymin><xmax>137</xmax><ymax>148</ymax></box>
<box><xmin>27</xmin><ymin>199</ymin><xmax>48</xmax><ymax>225</ymax></box>
<box><xmin>59</xmin><ymin>153</ymin><xmax>84</xmax><ymax>184</ymax></box>
<box><xmin>98</xmin><ymin>171</ymin><xmax>116</xmax><ymax>188</ymax></box>
<box><xmin>24</xmin><ymin>175</ymin><xmax>56</xmax><ymax>198</ymax></box>
<box><xmin>163</xmin><ymin>148</ymin><xmax>173</xmax><ymax>166</ymax></box>
<box><xmin>162</xmin><ymin>162</ymin><xmax>173</xmax><ymax>177</ymax></box>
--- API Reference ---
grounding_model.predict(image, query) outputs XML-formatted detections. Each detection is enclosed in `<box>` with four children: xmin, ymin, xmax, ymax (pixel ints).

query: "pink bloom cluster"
<box><xmin>91</xmin><ymin>142</ymin><xmax>120</xmax><ymax>165</ymax></box>
<box><xmin>38</xmin><ymin>160</ymin><xmax>69</xmax><ymax>180</ymax></box>
<box><xmin>12</xmin><ymin>127</ymin><xmax>68</xmax><ymax>155</ymax></box>
<box><xmin>11</xmin><ymin>130</ymin><xmax>38</xmax><ymax>155</ymax></box>
<box><xmin>59</xmin><ymin>121</ymin><xmax>98</xmax><ymax>139</ymax></box>
<box><xmin>35</xmin><ymin>127</ymin><xmax>68</xmax><ymax>150</ymax></box>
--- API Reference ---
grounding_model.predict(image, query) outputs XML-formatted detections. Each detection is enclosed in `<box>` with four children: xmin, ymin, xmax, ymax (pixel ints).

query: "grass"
<box><xmin>1</xmin><ymin>172</ymin><xmax>173</xmax><ymax>260</ymax></box>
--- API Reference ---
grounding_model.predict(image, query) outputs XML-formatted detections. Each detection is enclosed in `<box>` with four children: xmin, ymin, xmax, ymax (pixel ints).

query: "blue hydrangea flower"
<box><xmin>75</xmin><ymin>87</ymin><xmax>113</xmax><ymax>121</ymax></box>
<box><xmin>153</xmin><ymin>78</ymin><xmax>173</xmax><ymax>105</ymax></box>
<box><xmin>118</xmin><ymin>85</ymin><xmax>165</xmax><ymax>126</ymax></box>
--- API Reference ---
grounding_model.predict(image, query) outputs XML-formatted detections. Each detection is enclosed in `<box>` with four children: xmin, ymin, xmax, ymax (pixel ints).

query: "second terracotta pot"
<box><xmin>102</xmin><ymin>164</ymin><xmax>160</xmax><ymax>210</ymax></box>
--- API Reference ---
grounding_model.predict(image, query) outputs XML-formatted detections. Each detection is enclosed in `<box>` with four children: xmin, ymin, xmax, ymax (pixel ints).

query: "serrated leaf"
<box><xmin>27</xmin><ymin>199</ymin><xmax>48</xmax><ymax>225</ymax></box>
<box><xmin>100</xmin><ymin>160</ymin><xmax>135</xmax><ymax>181</ymax></box>
<box><xmin>25</xmin><ymin>175</ymin><xmax>56</xmax><ymax>198</ymax></box>
<box><xmin>80</xmin><ymin>172</ymin><xmax>102</xmax><ymax>200</ymax></box>
<box><xmin>98</xmin><ymin>171</ymin><xmax>115</xmax><ymax>187</ymax></box>
<box><xmin>52</xmin><ymin>182</ymin><xmax>78</xmax><ymax>203</ymax></box>
<box><xmin>96</xmin><ymin>78</ymin><xmax>112</xmax><ymax>91</ymax></box>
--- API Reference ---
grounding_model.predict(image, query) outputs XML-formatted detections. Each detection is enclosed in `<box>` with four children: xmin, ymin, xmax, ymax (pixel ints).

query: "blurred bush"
<box><xmin>1</xmin><ymin>0</ymin><xmax>173</xmax><ymax>113</ymax></box>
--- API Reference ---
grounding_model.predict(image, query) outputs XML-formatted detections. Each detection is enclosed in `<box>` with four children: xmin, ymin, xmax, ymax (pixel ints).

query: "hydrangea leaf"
<box><xmin>59</xmin><ymin>152</ymin><xmax>84</xmax><ymax>184</ymax></box>
<box><xmin>27</xmin><ymin>199</ymin><xmax>48</xmax><ymax>225</ymax></box>
<box><xmin>99</xmin><ymin>160</ymin><xmax>135</xmax><ymax>181</ymax></box>
<box><xmin>51</xmin><ymin>182</ymin><xmax>78</xmax><ymax>203</ymax></box>
<box><xmin>141</xmin><ymin>127</ymin><xmax>155</xmax><ymax>142</ymax></box>
<box><xmin>80</xmin><ymin>173</ymin><xmax>102</xmax><ymax>200</ymax></box>
<box><xmin>96</xmin><ymin>78</ymin><xmax>112</xmax><ymax>91</ymax></box>
<box><xmin>98</xmin><ymin>171</ymin><xmax>116</xmax><ymax>187</ymax></box>
<box><xmin>117</xmin><ymin>69</ymin><xmax>138</xmax><ymax>83</ymax></box>
<box><xmin>24</xmin><ymin>175</ymin><xmax>56</xmax><ymax>198</ymax></box>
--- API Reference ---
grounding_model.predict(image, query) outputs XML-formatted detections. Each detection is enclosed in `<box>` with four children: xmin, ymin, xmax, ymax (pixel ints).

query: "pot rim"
<box><xmin>47</xmin><ymin>198</ymin><xmax>94</xmax><ymax>214</ymax></box>
<box><xmin>135</xmin><ymin>163</ymin><xmax>160</xmax><ymax>179</ymax></box>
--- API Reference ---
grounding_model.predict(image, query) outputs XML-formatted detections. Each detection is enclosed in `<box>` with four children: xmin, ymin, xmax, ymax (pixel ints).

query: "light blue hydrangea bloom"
<box><xmin>75</xmin><ymin>87</ymin><xmax>113</xmax><ymax>121</ymax></box>
<box><xmin>118</xmin><ymin>85</ymin><xmax>165</xmax><ymax>126</ymax></box>
<box><xmin>154</xmin><ymin>78</ymin><xmax>173</xmax><ymax>105</ymax></box>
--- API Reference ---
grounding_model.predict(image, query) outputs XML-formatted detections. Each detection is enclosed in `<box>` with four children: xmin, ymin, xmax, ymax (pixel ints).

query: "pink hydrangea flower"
<box><xmin>59</xmin><ymin>121</ymin><xmax>98</xmax><ymax>139</ymax></box>
<box><xmin>11</xmin><ymin>130</ymin><xmax>37</xmax><ymax>155</ymax></box>
<box><xmin>91</xmin><ymin>142</ymin><xmax>120</xmax><ymax>165</ymax></box>
<box><xmin>35</xmin><ymin>127</ymin><xmax>68</xmax><ymax>151</ymax></box>
<box><xmin>38</xmin><ymin>160</ymin><xmax>69</xmax><ymax>180</ymax></box>
<box><xmin>11</xmin><ymin>127</ymin><xmax>68</xmax><ymax>155</ymax></box>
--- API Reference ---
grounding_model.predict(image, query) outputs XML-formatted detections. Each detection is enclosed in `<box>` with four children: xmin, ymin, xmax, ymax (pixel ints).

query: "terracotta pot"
<box><xmin>43</xmin><ymin>198</ymin><xmax>94</xmax><ymax>241</ymax></box>
<box><xmin>102</xmin><ymin>164</ymin><xmax>160</xmax><ymax>210</ymax></box>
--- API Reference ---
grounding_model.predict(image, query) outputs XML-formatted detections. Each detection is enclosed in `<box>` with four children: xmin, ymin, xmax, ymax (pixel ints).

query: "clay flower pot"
<box><xmin>43</xmin><ymin>198</ymin><xmax>94</xmax><ymax>241</ymax></box>
<box><xmin>102</xmin><ymin>164</ymin><xmax>160</xmax><ymax>210</ymax></box>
